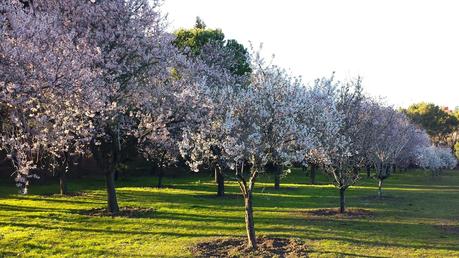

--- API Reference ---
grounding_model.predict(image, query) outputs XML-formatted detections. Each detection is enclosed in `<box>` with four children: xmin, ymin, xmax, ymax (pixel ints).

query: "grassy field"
<box><xmin>1</xmin><ymin>169</ymin><xmax>459</xmax><ymax>257</ymax></box>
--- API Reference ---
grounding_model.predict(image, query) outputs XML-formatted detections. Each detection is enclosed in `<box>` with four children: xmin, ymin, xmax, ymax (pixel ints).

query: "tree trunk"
<box><xmin>366</xmin><ymin>164</ymin><xmax>371</xmax><ymax>178</ymax></box>
<box><xmin>310</xmin><ymin>164</ymin><xmax>317</xmax><ymax>184</ymax></box>
<box><xmin>105</xmin><ymin>170</ymin><xmax>119</xmax><ymax>214</ymax></box>
<box><xmin>75</xmin><ymin>154</ymin><xmax>83</xmax><ymax>179</ymax></box>
<box><xmin>216</xmin><ymin>167</ymin><xmax>225</xmax><ymax>197</ymax></box>
<box><xmin>244</xmin><ymin>193</ymin><xmax>257</xmax><ymax>250</ymax></box>
<box><xmin>114</xmin><ymin>169</ymin><xmax>119</xmax><ymax>181</ymax></box>
<box><xmin>59</xmin><ymin>170</ymin><xmax>68</xmax><ymax>195</ymax></box>
<box><xmin>339</xmin><ymin>188</ymin><xmax>346</xmax><ymax>213</ymax></box>
<box><xmin>302</xmin><ymin>165</ymin><xmax>308</xmax><ymax>176</ymax></box>
<box><xmin>274</xmin><ymin>166</ymin><xmax>281</xmax><ymax>190</ymax></box>
<box><xmin>157</xmin><ymin>168</ymin><xmax>164</xmax><ymax>188</ymax></box>
<box><xmin>378</xmin><ymin>179</ymin><xmax>383</xmax><ymax>198</ymax></box>
<box><xmin>150</xmin><ymin>165</ymin><xmax>156</xmax><ymax>176</ymax></box>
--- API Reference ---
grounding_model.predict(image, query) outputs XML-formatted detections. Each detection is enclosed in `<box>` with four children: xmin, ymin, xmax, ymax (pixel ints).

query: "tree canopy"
<box><xmin>173</xmin><ymin>17</ymin><xmax>251</xmax><ymax>77</ymax></box>
<box><xmin>404</xmin><ymin>102</ymin><xmax>458</xmax><ymax>140</ymax></box>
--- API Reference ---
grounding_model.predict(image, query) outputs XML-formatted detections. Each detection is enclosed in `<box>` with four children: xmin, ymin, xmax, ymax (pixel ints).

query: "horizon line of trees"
<box><xmin>403</xmin><ymin>102</ymin><xmax>459</xmax><ymax>161</ymax></box>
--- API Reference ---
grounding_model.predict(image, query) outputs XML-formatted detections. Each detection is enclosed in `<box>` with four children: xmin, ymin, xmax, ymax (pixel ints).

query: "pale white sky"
<box><xmin>162</xmin><ymin>0</ymin><xmax>459</xmax><ymax>109</ymax></box>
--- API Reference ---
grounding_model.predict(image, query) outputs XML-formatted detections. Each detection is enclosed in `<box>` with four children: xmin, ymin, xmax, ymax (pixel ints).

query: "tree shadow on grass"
<box><xmin>0</xmin><ymin>220</ymin><xmax>236</xmax><ymax>238</ymax></box>
<box><xmin>3</xmin><ymin>195</ymin><xmax>105</xmax><ymax>205</ymax></box>
<box><xmin>117</xmin><ymin>187</ymin><xmax>343</xmax><ymax>211</ymax></box>
<box><xmin>2</xmin><ymin>173</ymin><xmax>459</xmax><ymax>255</ymax></box>
<box><xmin>0</xmin><ymin>203</ymin><xmax>74</xmax><ymax>213</ymax></box>
<box><xmin>155</xmin><ymin>209</ymin><xmax>459</xmax><ymax>252</ymax></box>
<box><xmin>2</xmin><ymin>201</ymin><xmax>459</xmax><ymax>254</ymax></box>
<box><xmin>0</xmin><ymin>251</ymin><xmax>24</xmax><ymax>257</ymax></box>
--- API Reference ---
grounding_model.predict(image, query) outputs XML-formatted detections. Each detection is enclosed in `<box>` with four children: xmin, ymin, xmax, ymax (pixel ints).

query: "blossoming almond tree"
<box><xmin>313</xmin><ymin>75</ymin><xmax>367</xmax><ymax>213</ymax></box>
<box><xmin>417</xmin><ymin>146</ymin><xmax>457</xmax><ymax>175</ymax></box>
<box><xmin>135</xmin><ymin>46</ymin><xmax>217</xmax><ymax>188</ymax></box>
<box><xmin>396</xmin><ymin>128</ymin><xmax>431</xmax><ymax>170</ymax></box>
<box><xmin>356</xmin><ymin>99</ymin><xmax>384</xmax><ymax>179</ymax></box>
<box><xmin>368</xmin><ymin>106</ymin><xmax>417</xmax><ymax>197</ymax></box>
<box><xmin>0</xmin><ymin>1</ymin><xmax>97</xmax><ymax>194</ymax></box>
<box><xmin>137</xmin><ymin>35</ymin><xmax>243</xmax><ymax>191</ymax></box>
<box><xmin>436</xmin><ymin>147</ymin><xmax>458</xmax><ymax>170</ymax></box>
<box><xmin>0</xmin><ymin>2</ymin><xmax>54</xmax><ymax>192</ymax></box>
<box><xmin>300</xmin><ymin>75</ymin><xmax>344</xmax><ymax>185</ymax></box>
<box><xmin>1</xmin><ymin>0</ymin><xmax>174</xmax><ymax>213</ymax></box>
<box><xmin>178</xmin><ymin>83</ymin><xmax>238</xmax><ymax>196</ymax></box>
<box><xmin>181</xmin><ymin>53</ymin><xmax>316</xmax><ymax>249</ymax></box>
<box><xmin>63</xmin><ymin>0</ymin><xmax>172</xmax><ymax>213</ymax></box>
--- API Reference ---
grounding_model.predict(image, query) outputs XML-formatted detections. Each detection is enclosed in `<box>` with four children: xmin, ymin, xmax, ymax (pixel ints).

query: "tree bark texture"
<box><xmin>59</xmin><ymin>169</ymin><xmax>68</xmax><ymax>195</ymax></box>
<box><xmin>310</xmin><ymin>164</ymin><xmax>317</xmax><ymax>184</ymax></box>
<box><xmin>274</xmin><ymin>165</ymin><xmax>281</xmax><ymax>190</ymax></box>
<box><xmin>216</xmin><ymin>166</ymin><xmax>225</xmax><ymax>197</ymax></box>
<box><xmin>339</xmin><ymin>188</ymin><xmax>346</xmax><ymax>213</ymax></box>
<box><xmin>157</xmin><ymin>168</ymin><xmax>164</xmax><ymax>188</ymax></box>
<box><xmin>244</xmin><ymin>193</ymin><xmax>257</xmax><ymax>249</ymax></box>
<box><xmin>378</xmin><ymin>179</ymin><xmax>383</xmax><ymax>198</ymax></box>
<box><xmin>105</xmin><ymin>170</ymin><xmax>119</xmax><ymax>214</ymax></box>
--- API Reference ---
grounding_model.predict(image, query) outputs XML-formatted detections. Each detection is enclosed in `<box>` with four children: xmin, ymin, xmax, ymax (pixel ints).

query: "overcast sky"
<box><xmin>162</xmin><ymin>0</ymin><xmax>459</xmax><ymax>109</ymax></box>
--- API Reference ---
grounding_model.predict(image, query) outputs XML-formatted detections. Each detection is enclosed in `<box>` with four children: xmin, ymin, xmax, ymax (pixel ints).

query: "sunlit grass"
<box><xmin>1</xmin><ymin>169</ymin><xmax>458</xmax><ymax>257</ymax></box>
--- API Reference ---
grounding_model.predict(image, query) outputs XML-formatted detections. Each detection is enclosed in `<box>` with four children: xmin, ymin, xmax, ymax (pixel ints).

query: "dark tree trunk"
<box><xmin>366</xmin><ymin>164</ymin><xmax>371</xmax><ymax>178</ymax></box>
<box><xmin>237</xmin><ymin>165</ymin><xmax>258</xmax><ymax>250</ymax></box>
<box><xmin>157</xmin><ymin>168</ymin><xmax>164</xmax><ymax>188</ymax></box>
<box><xmin>150</xmin><ymin>165</ymin><xmax>156</xmax><ymax>176</ymax></box>
<box><xmin>216</xmin><ymin>167</ymin><xmax>225</xmax><ymax>197</ymax></box>
<box><xmin>244</xmin><ymin>193</ymin><xmax>257</xmax><ymax>249</ymax></box>
<box><xmin>274</xmin><ymin>173</ymin><xmax>280</xmax><ymax>190</ymax></box>
<box><xmin>59</xmin><ymin>152</ymin><xmax>70</xmax><ymax>195</ymax></box>
<box><xmin>274</xmin><ymin>165</ymin><xmax>281</xmax><ymax>190</ymax></box>
<box><xmin>302</xmin><ymin>165</ymin><xmax>308</xmax><ymax>176</ymax></box>
<box><xmin>114</xmin><ymin>169</ymin><xmax>119</xmax><ymax>181</ymax></box>
<box><xmin>90</xmin><ymin>131</ymin><xmax>121</xmax><ymax>215</ymax></box>
<box><xmin>310</xmin><ymin>164</ymin><xmax>317</xmax><ymax>184</ymax></box>
<box><xmin>378</xmin><ymin>179</ymin><xmax>383</xmax><ymax>198</ymax></box>
<box><xmin>339</xmin><ymin>188</ymin><xmax>346</xmax><ymax>213</ymax></box>
<box><xmin>105</xmin><ymin>170</ymin><xmax>119</xmax><ymax>214</ymax></box>
<box><xmin>75</xmin><ymin>154</ymin><xmax>83</xmax><ymax>179</ymax></box>
<box><xmin>59</xmin><ymin>170</ymin><xmax>68</xmax><ymax>195</ymax></box>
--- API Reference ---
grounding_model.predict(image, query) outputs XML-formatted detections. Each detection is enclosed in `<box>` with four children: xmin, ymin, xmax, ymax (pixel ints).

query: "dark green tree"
<box><xmin>404</xmin><ymin>103</ymin><xmax>458</xmax><ymax>145</ymax></box>
<box><xmin>173</xmin><ymin>17</ymin><xmax>251</xmax><ymax>77</ymax></box>
<box><xmin>194</xmin><ymin>16</ymin><xmax>206</xmax><ymax>29</ymax></box>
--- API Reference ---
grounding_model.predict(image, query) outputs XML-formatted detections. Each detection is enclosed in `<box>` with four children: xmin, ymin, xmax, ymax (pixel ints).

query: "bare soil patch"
<box><xmin>79</xmin><ymin>206</ymin><xmax>155</xmax><ymax>218</ymax></box>
<box><xmin>297</xmin><ymin>208</ymin><xmax>374</xmax><ymax>219</ymax></box>
<box><xmin>190</xmin><ymin>236</ymin><xmax>308</xmax><ymax>257</ymax></box>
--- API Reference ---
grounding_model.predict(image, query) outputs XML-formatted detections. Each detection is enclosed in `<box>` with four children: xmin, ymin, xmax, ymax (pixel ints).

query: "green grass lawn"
<box><xmin>1</xmin><ymin>169</ymin><xmax>459</xmax><ymax>257</ymax></box>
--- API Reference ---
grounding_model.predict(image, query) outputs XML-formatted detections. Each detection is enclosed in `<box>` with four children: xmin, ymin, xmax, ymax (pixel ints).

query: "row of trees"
<box><xmin>1</xmin><ymin>0</ymin><xmax>456</xmax><ymax>250</ymax></box>
<box><xmin>416</xmin><ymin>145</ymin><xmax>458</xmax><ymax>176</ymax></box>
<box><xmin>404</xmin><ymin>103</ymin><xmax>459</xmax><ymax>160</ymax></box>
